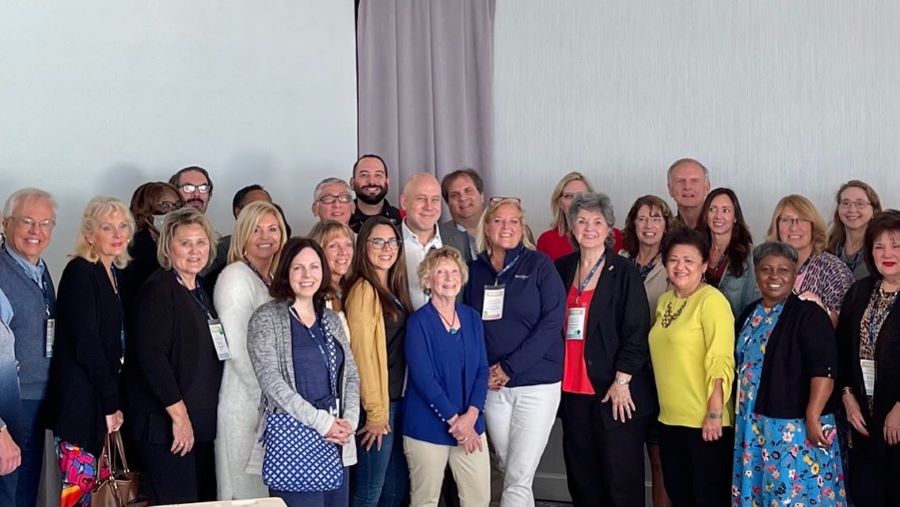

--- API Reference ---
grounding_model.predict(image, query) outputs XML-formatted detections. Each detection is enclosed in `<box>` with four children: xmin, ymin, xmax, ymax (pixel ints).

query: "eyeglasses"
<box><xmin>318</xmin><ymin>193</ymin><xmax>353</xmax><ymax>205</ymax></box>
<box><xmin>635</xmin><ymin>216</ymin><xmax>666</xmax><ymax>225</ymax></box>
<box><xmin>839</xmin><ymin>200</ymin><xmax>871</xmax><ymax>210</ymax></box>
<box><xmin>367</xmin><ymin>238</ymin><xmax>402</xmax><ymax>250</ymax></box>
<box><xmin>9</xmin><ymin>216</ymin><xmax>56</xmax><ymax>231</ymax></box>
<box><xmin>156</xmin><ymin>200</ymin><xmax>182</xmax><ymax>213</ymax></box>
<box><xmin>178</xmin><ymin>184</ymin><xmax>211</xmax><ymax>194</ymax></box>
<box><xmin>489</xmin><ymin>196</ymin><xmax>521</xmax><ymax>205</ymax></box>
<box><xmin>778</xmin><ymin>217</ymin><xmax>812</xmax><ymax>227</ymax></box>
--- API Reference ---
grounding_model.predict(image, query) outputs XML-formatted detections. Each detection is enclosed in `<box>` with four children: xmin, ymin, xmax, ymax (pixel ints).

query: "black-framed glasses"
<box><xmin>318</xmin><ymin>193</ymin><xmax>353</xmax><ymax>205</ymax></box>
<box><xmin>367</xmin><ymin>238</ymin><xmax>402</xmax><ymax>250</ymax></box>
<box><xmin>178</xmin><ymin>184</ymin><xmax>211</xmax><ymax>194</ymax></box>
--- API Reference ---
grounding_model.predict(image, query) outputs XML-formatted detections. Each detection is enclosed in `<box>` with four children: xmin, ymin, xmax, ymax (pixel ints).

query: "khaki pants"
<box><xmin>404</xmin><ymin>435</ymin><xmax>490</xmax><ymax>507</ymax></box>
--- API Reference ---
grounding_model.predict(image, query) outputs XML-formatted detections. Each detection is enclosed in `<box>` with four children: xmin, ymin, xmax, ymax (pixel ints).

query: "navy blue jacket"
<box><xmin>463</xmin><ymin>244</ymin><xmax>566</xmax><ymax>387</ymax></box>
<box><xmin>403</xmin><ymin>303</ymin><xmax>488</xmax><ymax>445</ymax></box>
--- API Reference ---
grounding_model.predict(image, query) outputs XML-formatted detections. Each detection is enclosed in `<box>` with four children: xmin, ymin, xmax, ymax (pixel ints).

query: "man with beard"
<box><xmin>170</xmin><ymin>166</ymin><xmax>214</xmax><ymax>214</ymax></box>
<box><xmin>439</xmin><ymin>168</ymin><xmax>485</xmax><ymax>263</ymax></box>
<box><xmin>349</xmin><ymin>154</ymin><xmax>402</xmax><ymax>233</ymax></box>
<box><xmin>666</xmin><ymin>158</ymin><xmax>711</xmax><ymax>229</ymax></box>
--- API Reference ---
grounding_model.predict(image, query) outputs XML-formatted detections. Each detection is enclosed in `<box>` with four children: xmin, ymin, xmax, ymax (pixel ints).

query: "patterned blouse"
<box><xmin>793</xmin><ymin>252</ymin><xmax>855</xmax><ymax>313</ymax></box>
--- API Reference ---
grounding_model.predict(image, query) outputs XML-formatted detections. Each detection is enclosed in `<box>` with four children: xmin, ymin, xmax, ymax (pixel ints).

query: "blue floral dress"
<box><xmin>732</xmin><ymin>303</ymin><xmax>847</xmax><ymax>506</ymax></box>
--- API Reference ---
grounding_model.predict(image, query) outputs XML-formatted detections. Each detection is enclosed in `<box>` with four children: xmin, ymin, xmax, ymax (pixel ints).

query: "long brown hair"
<box><xmin>826</xmin><ymin>180</ymin><xmax>882</xmax><ymax>254</ymax></box>
<box><xmin>696</xmin><ymin>188</ymin><xmax>753</xmax><ymax>277</ymax></box>
<box><xmin>343</xmin><ymin>216</ymin><xmax>412</xmax><ymax>322</ymax></box>
<box><xmin>621</xmin><ymin>195</ymin><xmax>673</xmax><ymax>257</ymax></box>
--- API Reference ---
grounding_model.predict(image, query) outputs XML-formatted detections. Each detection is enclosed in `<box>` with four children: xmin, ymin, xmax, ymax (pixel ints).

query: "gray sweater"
<box><xmin>245</xmin><ymin>300</ymin><xmax>359</xmax><ymax>470</ymax></box>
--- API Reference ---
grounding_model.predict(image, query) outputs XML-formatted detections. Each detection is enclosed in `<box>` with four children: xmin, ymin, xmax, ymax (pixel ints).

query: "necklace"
<box><xmin>434</xmin><ymin>304</ymin><xmax>459</xmax><ymax>334</ymax></box>
<box><xmin>661</xmin><ymin>299</ymin><xmax>688</xmax><ymax>328</ymax></box>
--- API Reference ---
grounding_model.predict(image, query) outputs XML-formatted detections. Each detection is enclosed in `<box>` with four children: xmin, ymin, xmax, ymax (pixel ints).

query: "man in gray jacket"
<box><xmin>439</xmin><ymin>168</ymin><xmax>485</xmax><ymax>263</ymax></box>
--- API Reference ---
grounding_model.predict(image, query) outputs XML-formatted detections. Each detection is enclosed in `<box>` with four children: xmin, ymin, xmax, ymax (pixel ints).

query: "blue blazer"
<box><xmin>402</xmin><ymin>303</ymin><xmax>488</xmax><ymax>446</ymax></box>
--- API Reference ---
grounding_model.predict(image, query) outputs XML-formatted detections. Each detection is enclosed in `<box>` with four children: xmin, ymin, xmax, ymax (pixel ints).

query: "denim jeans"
<box><xmin>350</xmin><ymin>401</ymin><xmax>409</xmax><ymax>507</ymax></box>
<box><xmin>16</xmin><ymin>399</ymin><xmax>44</xmax><ymax>507</ymax></box>
<box><xmin>271</xmin><ymin>467</ymin><xmax>350</xmax><ymax>507</ymax></box>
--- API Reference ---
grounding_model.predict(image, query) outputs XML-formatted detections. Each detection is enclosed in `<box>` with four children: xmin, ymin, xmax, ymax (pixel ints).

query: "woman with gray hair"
<box><xmin>553</xmin><ymin>192</ymin><xmax>656</xmax><ymax>506</ymax></box>
<box><xmin>731</xmin><ymin>241</ymin><xmax>845</xmax><ymax>506</ymax></box>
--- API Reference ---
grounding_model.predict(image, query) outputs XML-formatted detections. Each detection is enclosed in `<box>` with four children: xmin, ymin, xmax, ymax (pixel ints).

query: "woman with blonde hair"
<box><xmin>309</xmin><ymin>220</ymin><xmax>355</xmax><ymax>312</ymax></box>
<box><xmin>213</xmin><ymin>201</ymin><xmax>287</xmax><ymax>500</ymax></box>
<box><xmin>827</xmin><ymin>180</ymin><xmax>883</xmax><ymax>280</ymax></box>
<box><xmin>463</xmin><ymin>197</ymin><xmax>566</xmax><ymax>507</ymax></box>
<box><xmin>45</xmin><ymin>196</ymin><xmax>134</xmax><ymax>506</ymax></box>
<box><xmin>536</xmin><ymin>172</ymin><xmax>623</xmax><ymax>261</ymax></box>
<box><xmin>766</xmin><ymin>194</ymin><xmax>854</xmax><ymax>326</ymax></box>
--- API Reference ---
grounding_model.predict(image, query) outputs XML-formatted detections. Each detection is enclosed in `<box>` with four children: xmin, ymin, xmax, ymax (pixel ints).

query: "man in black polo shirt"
<box><xmin>348</xmin><ymin>154</ymin><xmax>402</xmax><ymax>233</ymax></box>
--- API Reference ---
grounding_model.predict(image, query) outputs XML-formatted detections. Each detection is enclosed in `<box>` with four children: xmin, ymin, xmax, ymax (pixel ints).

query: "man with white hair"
<box><xmin>311</xmin><ymin>177</ymin><xmax>356</xmax><ymax>225</ymax></box>
<box><xmin>0</xmin><ymin>188</ymin><xmax>58</xmax><ymax>506</ymax></box>
<box><xmin>666</xmin><ymin>158</ymin><xmax>711</xmax><ymax>229</ymax></box>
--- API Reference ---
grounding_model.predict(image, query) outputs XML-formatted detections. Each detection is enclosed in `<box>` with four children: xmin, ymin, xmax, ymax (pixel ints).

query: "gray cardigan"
<box><xmin>245</xmin><ymin>300</ymin><xmax>360</xmax><ymax>471</ymax></box>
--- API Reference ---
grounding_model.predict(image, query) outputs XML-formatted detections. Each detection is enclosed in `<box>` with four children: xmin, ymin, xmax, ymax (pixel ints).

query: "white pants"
<box><xmin>484</xmin><ymin>382</ymin><xmax>561</xmax><ymax>507</ymax></box>
<box><xmin>403</xmin><ymin>435</ymin><xmax>490</xmax><ymax>507</ymax></box>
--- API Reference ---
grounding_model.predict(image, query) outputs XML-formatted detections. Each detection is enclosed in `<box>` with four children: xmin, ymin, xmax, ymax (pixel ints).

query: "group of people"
<box><xmin>0</xmin><ymin>155</ymin><xmax>896</xmax><ymax>507</ymax></box>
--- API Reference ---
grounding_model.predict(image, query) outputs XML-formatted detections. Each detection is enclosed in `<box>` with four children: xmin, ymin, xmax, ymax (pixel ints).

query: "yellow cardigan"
<box><xmin>649</xmin><ymin>285</ymin><xmax>735</xmax><ymax>428</ymax></box>
<box><xmin>344</xmin><ymin>279</ymin><xmax>390</xmax><ymax>427</ymax></box>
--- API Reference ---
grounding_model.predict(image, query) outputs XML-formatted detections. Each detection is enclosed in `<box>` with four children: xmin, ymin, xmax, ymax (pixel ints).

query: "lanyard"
<box><xmin>173</xmin><ymin>270</ymin><xmax>212</xmax><ymax>318</ymax></box>
<box><xmin>245</xmin><ymin>261</ymin><xmax>270</xmax><ymax>287</ymax></box>
<box><xmin>867</xmin><ymin>283</ymin><xmax>899</xmax><ymax>345</ymax></box>
<box><xmin>290</xmin><ymin>307</ymin><xmax>338</xmax><ymax>398</ymax></box>
<box><xmin>492</xmin><ymin>254</ymin><xmax>521</xmax><ymax>285</ymax></box>
<box><xmin>576</xmin><ymin>252</ymin><xmax>606</xmax><ymax>301</ymax></box>
<box><xmin>5</xmin><ymin>248</ymin><xmax>51</xmax><ymax>317</ymax></box>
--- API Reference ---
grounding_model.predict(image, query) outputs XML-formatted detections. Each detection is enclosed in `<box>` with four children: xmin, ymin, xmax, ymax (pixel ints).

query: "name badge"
<box><xmin>45</xmin><ymin>318</ymin><xmax>56</xmax><ymax>358</ymax></box>
<box><xmin>860</xmin><ymin>359</ymin><xmax>875</xmax><ymax>396</ymax></box>
<box><xmin>208</xmin><ymin>318</ymin><xmax>231</xmax><ymax>361</ymax></box>
<box><xmin>566</xmin><ymin>308</ymin><xmax>586</xmax><ymax>340</ymax></box>
<box><xmin>482</xmin><ymin>285</ymin><xmax>505</xmax><ymax>321</ymax></box>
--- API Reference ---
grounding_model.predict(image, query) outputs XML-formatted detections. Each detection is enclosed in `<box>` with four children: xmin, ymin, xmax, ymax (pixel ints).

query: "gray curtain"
<box><xmin>357</xmin><ymin>0</ymin><xmax>495</xmax><ymax>196</ymax></box>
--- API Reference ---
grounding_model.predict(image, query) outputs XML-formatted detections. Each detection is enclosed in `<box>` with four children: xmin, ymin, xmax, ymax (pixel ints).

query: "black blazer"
<box><xmin>45</xmin><ymin>257</ymin><xmax>124</xmax><ymax>455</ymax></box>
<box><xmin>123</xmin><ymin>268</ymin><xmax>223</xmax><ymax>445</ymax></box>
<box><xmin>555</xmin><ymin>252</ymin><xmax>658</xmax><ymax>428</ymax></box>
<box><xmin>837</xmin><ymin>277</ymin><xmax>900</xmax><ymax>426</ymax></box>
<box><xmin>735</xmin><ymin>294</ymin><xmax>837</xmax><ymax>419</ymax></box>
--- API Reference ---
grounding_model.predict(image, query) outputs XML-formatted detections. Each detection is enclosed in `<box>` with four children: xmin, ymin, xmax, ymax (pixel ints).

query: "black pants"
<box><xmin>658</xmin><ymin>423</ymin><xmax>732</xmax><ymax>507</ymax></box>
<box><xmin>560</xmin><ymin>393</ymin><xmax>650</xmax><ymax>507</ymax></box>
<box><xmin>133</xmin><ymin>440</ymin><xmax>217</xmax><ymax>504</ymax></box>
<box><xmin>848</xmin><ymin>427</ymin><xmax>900</xmax><ymax>507</ymax></box>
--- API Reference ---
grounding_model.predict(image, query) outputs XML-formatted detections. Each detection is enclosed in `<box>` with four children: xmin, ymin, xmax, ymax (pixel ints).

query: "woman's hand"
<box><xmin>460</xmin><ymin>429</ymin><xmax>483</xmax><ymax>454</ymax></box>
<box><xmin>357</xmin><ymin>422</ymin><xmax>391</xmax><ymax>451</ymax></box>
<box><xmin>488</xmin><ymin>364</ymin><xmax>510</xmax><ymax>390</ymax></box>
<box><xmin>602</xmin><ymin>374</ymin><xmax>635</xmax><ymax>421</ymax></box>
<box><xmin>797</xmin><ymin>291</ymin><xmax>826</xmax><ymax>311</ymax></box>
<box><xmin>105</xmin><ymin>410</ymin><xmax>124</xmax><ymax>434</ymax></box>
<box><xmin>0</xmin><ymin>428</ymin><xmax>21</xmax><ymax>476</ymax></box>
<box><xmin>325</xmin><ymin>418</ymin><xmax>353</xmax><ymax>445</ymax></box>
<box><xmin>701</xmin><ymin>414</ymin><xmax>723</xmax><ymax>441</ymax></box>
<box><xmin>171</xmin><ymin>415</ymin><xmax>194</xmax><ymax>456</ymax></box>
<box><xmin>884</xmin><ymin>403</ymin><xmax>900</xmax><ymax>446</ymax></box>
<box><xmin>805</xmin><ymin>416</ymin><xmax>831</xmax><ymax>447</ymax></box>
<box><xmin>842</xmin><ymin>391</ymin><xmax>870</xmax><ymax>437</ymax></box>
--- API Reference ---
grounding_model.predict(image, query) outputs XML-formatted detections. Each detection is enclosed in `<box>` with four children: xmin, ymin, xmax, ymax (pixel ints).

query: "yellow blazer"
<box><xmin>344</xmin><ymin>278</ymin><xmax>390</xmax><ymax>427</ymax></box>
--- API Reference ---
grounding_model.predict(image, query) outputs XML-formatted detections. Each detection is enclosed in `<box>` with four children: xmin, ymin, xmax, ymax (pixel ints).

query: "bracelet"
<box><xmin>706</xmin><ymin>412</ymin><xmax>722</xmax><ymax>420</ymax></box>
<box><xmin>841</xmin><ymin>387</ymin><xmax>853</xmax><ymax>396</ymax></box>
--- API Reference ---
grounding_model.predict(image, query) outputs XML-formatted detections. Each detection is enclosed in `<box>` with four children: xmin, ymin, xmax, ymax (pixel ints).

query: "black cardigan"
<box><xmin>837</xmin><ymin>277</ymin><xmax>900</xmax><ymax>426</ymax></box>
<box><xmin>555</xmin><ymin>252</ymin><xmax>658</xmax><ymax>428</ymax></box>
<box><xmin>123</xmin><ymin>268</ymin><xmax>223</xmax><ymax>445</ymax></box>
<box><xmin>45</xmin><ymin>257</ymin><xmax>124</xmax><ymax>455</ymax></box>
<box><xmin>735</xmin><ymin>294</ymin><xmax>837</xmax><ymax>419</ymax></box>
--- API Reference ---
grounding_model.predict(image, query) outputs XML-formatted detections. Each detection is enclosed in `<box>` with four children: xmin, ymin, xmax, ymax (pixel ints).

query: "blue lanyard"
<box><xmin>290</xmin><ymin>307</ymin><xmax>338</xmax><ymax>398</ymax></box>
<box><xmin>492</xmin><ymin>254</ymin><xmax>520</xmax><ymax>285</ymax></box>
<box><xmin>576</xmin><ymin>252</ymin><xmax>606</xmax><ymax>300</ymax></box>
<box><xmin>245</xmin><ymin>262</ymin><xmax>270</xmax><ymax>287</ymax></box>
<box><xmin>5</xmin><ymin>248</ymin><xmax>51</xmax><ymax>317</ymax></box>
<box><xmin>173</xmin><ymin>270</ymin><xmax>211</xmax><ymax>318</ymax></box>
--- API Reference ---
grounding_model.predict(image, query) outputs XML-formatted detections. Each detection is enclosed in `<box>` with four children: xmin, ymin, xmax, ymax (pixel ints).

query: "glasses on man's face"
<box><xmin>318</xmin><ymin>193</ymin><xmax>353</xmax><ymax>205</ymax></box>
<box><xmin>839</xmin><ymin>200</ymin><xmax>871</xmax><ymax>211</ymax></box>
<box><xmin>156</xmin><ymin>200</ymin><xmax>182</xmax><ymax>213</ymax></box>
<box><xmin>178</xmin><ymin>184</ymin><xmax>211</xmax><ymax>194</ymax></box>
<box><xmin>10</xmin><ymin>216</ymin><xmax>56</xmax><ymax>232</ymax></box>
<box><xmin>367</xmin><ymin>238</ymin><xmax>401</xmax><ymax>250</ymax></box>
<box><xmin>778</xmin><ymin>217</ymin><xmax>811</xmax><ymax>227</ymax></box>
<box><xmin>489</xmin><ymin>196</ymin><xmax>521</xmax><ymax>205</ymax></box>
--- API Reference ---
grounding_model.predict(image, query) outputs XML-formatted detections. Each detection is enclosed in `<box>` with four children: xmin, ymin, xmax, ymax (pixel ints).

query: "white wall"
<box><xmin>494</xmin><ymin>0</ymin><xmax>900</xmax><ymax>240</ymax></box>
<box><xmin>0</xmin><ymin>0</ymin><xmax>358</xmax><ymax>277</ymax></box>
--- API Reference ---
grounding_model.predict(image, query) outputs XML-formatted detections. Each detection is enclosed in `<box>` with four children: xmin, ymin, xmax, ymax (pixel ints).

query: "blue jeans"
<box><xmin>350</xmin><ymin>401</ymin><xmax>409</xmax><ymax>507</ymax></box>
<box><xmin>16</xmin><ymin>399</ymin><xmax>44</xmax><ymax>507</ymax></box>
<box><xmin>271</xmin><ymin>467</ymin><xmax>350</xmax><ymax>507</ymax></box>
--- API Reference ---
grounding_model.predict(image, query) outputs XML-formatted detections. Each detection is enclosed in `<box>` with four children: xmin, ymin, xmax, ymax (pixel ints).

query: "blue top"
<box><xmin>462</xmin><ymin>243</ymin><xmax>566</xmax><ymax>387</ymax></box>
<box><xmin>403</xmin><ymin>303</ymin><xmax>488</xmax><ymax>446</ymax></box>
<box><xmin>290</xmin><ymin>315</ymin><xmax>344</xmax><ymax>413</ymax></box>
<box><xmin>0</xmin><ymin>287</ymin><xmax>12</xmax><ymax>325</ymax></box>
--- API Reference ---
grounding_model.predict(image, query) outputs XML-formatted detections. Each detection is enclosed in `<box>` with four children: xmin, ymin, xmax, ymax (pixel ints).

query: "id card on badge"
<box><xmin>565</xmin><ymin>308</ymin><xmax>586</xmax><ymax>340</ymax></box>
<box><xmin>208</xmin><ymin>318</ymin><xmax>231</xmax><ymax>360</ymax></box>
<box><xmin>45</xmin><ymin>318</ymin><xmax>56</xmax><ymax>358</ymax></box>
<box><xmin>860</xmin><ymin>359</ymin><xmax>875</xmax><ymax>396</ymax></box>
<box><xmin>482</xmin><ymin>285</ymin><xmax>505</xmax><ymax>321</ymax></box>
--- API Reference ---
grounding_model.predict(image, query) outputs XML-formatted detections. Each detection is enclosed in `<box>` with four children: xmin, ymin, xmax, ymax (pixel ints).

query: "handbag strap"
<box><xmin>102</xmin><ymin>431</ymin><xmax>131</xmax><ymax>474</ymax></box>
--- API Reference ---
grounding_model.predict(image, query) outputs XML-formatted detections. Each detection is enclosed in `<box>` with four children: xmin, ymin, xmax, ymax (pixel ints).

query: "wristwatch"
<box><xmin>615</xmin><ymin>377</ymin><xmax>630</xmax><ymax>386</ymax></box>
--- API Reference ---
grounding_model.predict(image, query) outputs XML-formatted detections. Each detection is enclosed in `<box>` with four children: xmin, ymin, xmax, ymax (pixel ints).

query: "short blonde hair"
<box><xmin>766</xmin><ymin>194</ymin><xmax>828</xmax><ymax>255</ymax></box>
<box><xmin>157</xmin><ymin>207</ymin><xmax>219</xmax><ymax>270</ymax></box>
<box><xmin>309</xmin><ymin>220</ymin><xmax>355</xmax><ymax>250</ymax></box>
<box><xmin>73</xmin><ymin>196</ymin><xmax>135</xmax><ymax>269</ymax></box>
<box><xmin>227</xmin><ymin>202</ymin><xmax>288</xmax><ymax>278</ymax></box>
<box><xmin>476</xmin><ymin>198</ymin><xmax>536</xmax><ymax>254</ymax></box>
<box><xmin>549</xmin><ymin>172</ymin><xmax>595</xmax><ymax>234</ymax></box>
<box><xmin>417</xmin><ymin>246</ymin><xmax>469</xmax><ymax>292</ymax></box>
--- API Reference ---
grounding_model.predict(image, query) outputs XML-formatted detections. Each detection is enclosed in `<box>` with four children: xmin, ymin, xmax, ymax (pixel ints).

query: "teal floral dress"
<box><xmin>732</xmin><ymin>303</ymin><xmax>847</xmax><ymax>506</ymax></box>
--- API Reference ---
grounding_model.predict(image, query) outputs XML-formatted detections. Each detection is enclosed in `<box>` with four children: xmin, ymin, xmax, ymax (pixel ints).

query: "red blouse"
<box><xmin>562</xmin><ymin>286</ymin><xmax>596</xmax><ymax>394</ymax></box>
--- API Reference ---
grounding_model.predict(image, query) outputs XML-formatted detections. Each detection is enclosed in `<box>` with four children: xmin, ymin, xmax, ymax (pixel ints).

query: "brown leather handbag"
<box><xmin>92</xmin><ymin>431</ymin><xmax>147</xmax><ymax>507</ymax></box>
